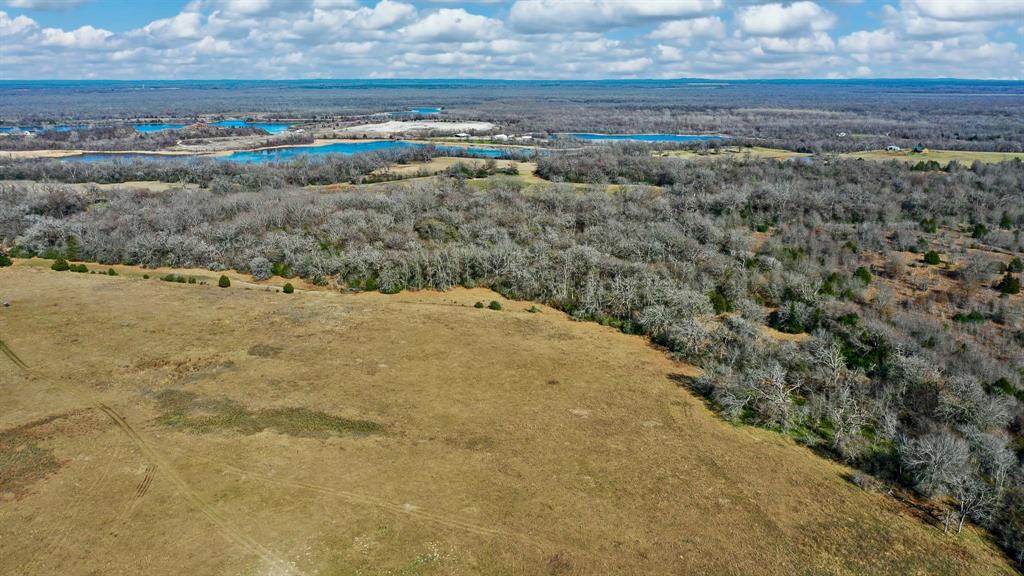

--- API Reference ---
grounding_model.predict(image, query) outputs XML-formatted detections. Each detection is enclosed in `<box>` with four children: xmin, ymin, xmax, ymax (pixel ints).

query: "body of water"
<box><xmin>134</xmin><ymin>120</ymin><xmax>291</xmax><ymax>133</ymax></box>
<box><xmin>389</xmin><ymin>107</ymin><xmax>442</xmax><ymax>117</ymax></box>
<box><xmin>566</xmin><ymin>133</ymin><xmax>721</xmax><ymax>142</ymax></box>
<box><xmin>59</xmin><ymin>140</ymin><xmax>524</xmax><ymax>164</ymax></box>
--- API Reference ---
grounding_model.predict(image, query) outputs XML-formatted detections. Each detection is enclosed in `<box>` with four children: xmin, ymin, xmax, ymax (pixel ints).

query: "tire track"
<box><xmin>174</xmin><ymin>450</ymin><xmax>571</xmax><ymax>557</ymax></box>
<box><xmin>109</xmin><ymin>464</ymin><xmax>157</xmax><ymax>537</ymax></box>
<box><xmin>0</xmin><ymin>337</ymin><xmax>30</xmax><ymax>372</ymax></box>
<box><xmin>95</xmin><ymin>403</ymin><xmax>299</xmax><ymax>575</ymax></box>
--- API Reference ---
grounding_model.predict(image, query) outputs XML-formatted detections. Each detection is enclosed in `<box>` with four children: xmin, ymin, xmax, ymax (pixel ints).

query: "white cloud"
<box><xmin>0</xmin><ymin>9</ymin><xmax>36</xmax><ymax>35</ymax></box>
<box><xmin>838</xmin><ymin>29</ymin><xmax>897</xmax><ymax>53</ymax></box>
<box><xmin>735</xmin><ymin>1</ymin><xmax>836</xmax><ymax>36</ymax></box>
<box><xmin>39</xmin><ymin>24</ymin><xmax>112</xmax><ymax>48</ymax></box>
<box><xmin>656</xmin><ymin>43</ymin><xmax>684</xmax><ymax>61</ymax></box>
<box><xmin>4</xmin><ymin>0</ymin><xmax>91</xmax><ymax>9</ymax></box>
<box><xmin>903</xmin><ymin>0</ymin><xmax>1023</xmax><ymax>22</ymax></box>
<box><xmin>606</xmin><ymin>56</ymin><xmax>652</xmax><ymax>74</ymax></box>
<box><xmin>510</xmin><ymin>0</ymin><xmax>722</xmax><ymax>33</ymax></box>
<box><xmin>137</xmin><ymin>12</ymin><xmax>204</xmax><ymax>41</ymax></box>
<box><xmin>649</xmin><ymin>16</ymin><xmax>724</xmax><ymax>43</ymax></box>
<box><xmin>401</xmin><ymin>8</ymin><xmax>499</xmax><ymax>42</ymax></box>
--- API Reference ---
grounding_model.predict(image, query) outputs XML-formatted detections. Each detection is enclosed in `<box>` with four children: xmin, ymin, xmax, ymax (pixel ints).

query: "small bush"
<box><xmin>218</xmin><ymin>275</ymin><xmax>231</xmax><ymax>288</ymax></box>
<box><xmin>997</xmin><ymin>273</ymin><xmax>1021</xmax><ymax>295</ymax></box>
<box><xmin>72</xmin><ymin>263</ymin><xmax>88</xmax><ymax>273</ymax></box>
<box><xmin>143</xmin><ymin>274</ymin><xmax>150</xmax><ymax>279</ymax></box>
<box><xmin>527</xmin><ymin>305</ymin><xmax>540</xmax><ymax>313</ymax></box>
<box><xmin>1008</xmin><ymin>257</ymin><xmax>1023</xmax><ymax>273</ymax></box>
<box><xmin>972</xmin><ymin>222</ymin><xmax>989</xmax><ymax>239</ymax></box>
<box><xmin>0</xmin><ymin>253</ymin><xmax>11</xmax><ymax>267</ymax></box>
<box><xmin>283</xmin><ymin>283</ymin><xmax>294</xmax><ymax>294</ymax></box>
<box><xmin>923</xmin><ymin>250</ymin><xmax>941</xmax><ymax>265</ymax></box>
<box><xmin>51</xmin><ymin>258</ymin><xmax>70</xmax><ymax>271</ymax></box>
<box><xmin>187</xmin><ymin>276</ymin><xmax>196</xmax><ymax>284</ymax></box>
<box><xmin>107</xmin><ymin>268</ymin><xmax>117</xmax><ymax>276</ymax></box>
<box><xmin>474</xmin><ymin>301</ymin><xmax>484</xmax><ymax>308</ymax></box>
<box><xmin>161</xmin><ymin>273</ymin><xmax>176</xmax><ymax>282</ymax></box>
<box><xmin>853</xmin><ymin>266</ymin><xmax>872</xmax><ymax>285</ymax></box>
<box><xmin>488</xmin><ymin>300</ymin><xmax>502</xmax><ymax>310</ymax></box>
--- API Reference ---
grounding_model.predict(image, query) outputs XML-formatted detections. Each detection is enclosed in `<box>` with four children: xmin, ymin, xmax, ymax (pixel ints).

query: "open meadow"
<box><xmin>1</xmin><ymin>264</ymin><xmax>1017</xmax><ymax>576</ymax></box>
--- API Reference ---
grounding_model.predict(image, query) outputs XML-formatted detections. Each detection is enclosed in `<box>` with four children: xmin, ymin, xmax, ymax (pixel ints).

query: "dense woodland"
<box><xmin>0</xmin><ymin>125</ymin><xmax>314</xmax><ymax>152</ymax></box>
<box><xmin>1</xmin><ymin>153</ymin><xmax>1023</xmax><ymax>565</ymax></box>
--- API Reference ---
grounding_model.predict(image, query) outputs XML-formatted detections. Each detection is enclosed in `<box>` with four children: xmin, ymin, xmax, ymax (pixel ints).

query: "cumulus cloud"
<box><xmin>903</xmin><ymin>0</ymin><xmax>1022</xmax><ymax>22</ymax></box>
<box><xmin>735</xmin><ymin>1</ymin><xmax>835</xmax><ymax>36</ymax></box>
<box><xmin>0</xmin><ymin>0</ymin><xmax>1019</xmax><ymax>80</ymax></box>
<box><xmin>649</xmin><ymin>16</ymin><xmax>724</xmax><ymax>43</ymax></box>
<box><xmin>401</xmin><ymin>8</ymin><xmax>499</xmax><ymax>42</ymax></box>
<box><xmin>510</xmin><ymin>0</ymin><xmax>722</xmax><ymax>33</ymax></box>
<box><xmin>39</xmin><ymin>24</ymin><xmax>112</xmax><ymax>48</ymax></box>
<box><xmin>4</xmin><ymin>0</ymin><xmax>91</xmax><ymax>9</ymax></box>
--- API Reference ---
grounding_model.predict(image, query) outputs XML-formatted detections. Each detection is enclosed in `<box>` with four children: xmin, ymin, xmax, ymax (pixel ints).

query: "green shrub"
<box><xmin>920</xmin><ymin>218</ymin><xmax>937</xmax><ymax>233</ymax></box>
<box><xmin>708</xmin><ymin>289</ymin><xmax>732</xmax><ymax>314</ymax></box>
<box><xmin>527</xmin><ymin>305</ymin><xmax>540</xmax><ymax>313</ymax></box>
<box><xmin>487</xmin><ymin>300</ymin><xmax>502</xmax><ymax>311</ymax></box>
<box><xmin>997</xmin><ymin>273</ymin><xmax>1021</xmax><ymax>295</ymax></box>
<box><xmin>853</xmin><ymin>266</ymin><xmax>872</xmax><ymax>285</ymax></box>
<box><xmin>0</xmin><ymin>253</ymin><xmax>11</xmax><ymax>267</ymax></box>
<box><xmin>218</xmin><ymin>275</ymin><xmax>231</xmax><ymax>288</ymax></box>
<box><xmin>187</xmin><ymin>276</ymin><xmax>196</xmax><ymax>284</ymax></box>
<box><xmin>143</xmin><ymin>274</ymin><xmax>150</xmax><ymax>279</ymax></box>
<box><xmin>283</xmin><ymin>283</ymin><xmax>294</xmax><ymax>294</ymax></box>
<box><xmin>474</xmin><ymin>301</ymin><xmax>484</xmax><ymax>308</ymax></box>
<box><xmin>953</xmin><ymin>310</ymin><xmax>987</xmax><ymax>323</ymax></box>
<box><xmin>972</xmin><ymin>222</ymin><xmax>989</xmax><ymax>239</ymax></box>
<box><xmin>161</xmin><ymin>273</ymin><xmax>176</xmax><ymax>282</ymax></box>
<box><xmin>51</xmin><ymin>258</ymin><xmax>70</xmax><ymax>271</ymax></box>
<box><xmin>107</xmin><ymin>268</ymin><xmax>117</xmax><ymax>276</ymax></box>
<box><xmin>923</xmin><ymin>250</ymin><xmax>941</xmax><ymax>265</ymax></box>
<box><xmin>1008</xmin><ymin>257</ymin><xmax>1023</xmax><ymax>273</ymax></box>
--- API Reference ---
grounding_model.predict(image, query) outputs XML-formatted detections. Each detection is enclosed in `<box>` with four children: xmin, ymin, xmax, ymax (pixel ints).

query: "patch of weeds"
<box><xmin>527</xmin><ymin>305</ymin><xmax>541</xmax><ymax>313</ymax></box>
<box><xmin>487</xmin><ymin>300</ymin><xmax>502</xmax><ymax>311</ymax></box>
<box><xmin>153</xmin><ymin>389</ymin><xmax>383</xmax><ymax>439</ymax></box>
<box><xmin>474</xmin><ymin>301</ymin><xmax>484</xmax><ymax>308</ymax></box>
<box><xmin>247</xmin><ymin>344</ymin><xmax>282</xmax><ymax>358</ymax></box>
<box><xmin>0</xmin><ymin>415</ymin><xmax>70</xmax><ymax>499</ymax></box>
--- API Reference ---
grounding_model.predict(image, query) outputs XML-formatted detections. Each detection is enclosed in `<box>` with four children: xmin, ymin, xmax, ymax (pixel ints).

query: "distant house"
<box><xmin>886</xmin><ymin>145</ymin><xmax>901</xmax><ymax>152</ymax></box>
<box><xmin>836</xmin><ymin>132</ymin><xmax>847</xmax><ymax>137</ymax></box>
<box><xmin>517</xmin><ymin>135</ymin><xmax>533</xmax><ymax>141</ymax></box>
<box><xmin>493</xmin><ymin>134</ymin><xmax>509</xmax><ymax>141</ymax></box>
<box><xmin>455</xmin><ymin>132</ymin><xmax>470</xmax><ymax>139</ymax></box>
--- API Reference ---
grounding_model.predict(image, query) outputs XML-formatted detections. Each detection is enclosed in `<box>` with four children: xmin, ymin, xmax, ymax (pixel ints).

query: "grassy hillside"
<box><xmin>0</xmin><ymin>265</ymin><xmax>1015</xmax><ymax>575</ymax></box>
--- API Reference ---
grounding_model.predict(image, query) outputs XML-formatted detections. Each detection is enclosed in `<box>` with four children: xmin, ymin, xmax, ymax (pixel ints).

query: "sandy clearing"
<box><xmin>341</xmin><ymin>120</ymin><xmax>495</xmax><ymax>136</ymax></box>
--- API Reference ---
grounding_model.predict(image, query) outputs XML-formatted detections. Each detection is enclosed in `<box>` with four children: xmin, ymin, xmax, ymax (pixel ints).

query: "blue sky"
<box><xmin>1</xmin><ymin>0</ymin><xmax>1021</xmax><ymax>79</ymax></box>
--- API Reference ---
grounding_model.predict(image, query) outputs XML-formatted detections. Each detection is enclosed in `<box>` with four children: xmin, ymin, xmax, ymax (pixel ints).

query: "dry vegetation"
<box><xmin>0</xmin><ymin>265</ymin><xmax>1016</xmax><ymax>575</ymax></box>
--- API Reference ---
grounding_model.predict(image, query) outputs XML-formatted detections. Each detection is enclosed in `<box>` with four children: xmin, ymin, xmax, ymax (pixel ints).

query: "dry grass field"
<box><xmin>0</xmin><ymin>265</ymin><xmax>1016</xmax><ymax>576</ymax></box>
<box><xmin>840</xmin><ymin>149</ymin><xmax>1024</xmax><ymax>165</ymax></box>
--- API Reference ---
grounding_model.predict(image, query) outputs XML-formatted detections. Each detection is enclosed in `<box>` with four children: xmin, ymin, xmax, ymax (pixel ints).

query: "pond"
<box><xmin>566</xmin><ymin>133</ymin><xmax>721</xmax><ymax>142</ymax></box>
<box><xmin>59</xmin><ymin>140</ymin><xmax>528</xmax><ymax>164</ymax></box>
<box><xmin>134</xmin><ymin>120</ymin><xmax>292</xmax><ymax>133</ymax></box>
<box><xmin>388</xmin><ymin>107</ymin><xmax>442</xmax><ymax>117</ymax></box>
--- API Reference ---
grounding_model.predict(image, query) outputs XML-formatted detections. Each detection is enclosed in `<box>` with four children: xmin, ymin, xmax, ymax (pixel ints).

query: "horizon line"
<box><xmin>1</xmin><ymin>77</ymin><xmax>1022</xmax><ymax>83</ymax></box>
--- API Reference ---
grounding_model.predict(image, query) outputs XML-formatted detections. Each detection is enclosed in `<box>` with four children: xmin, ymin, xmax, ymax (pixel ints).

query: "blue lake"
<box><xmin>60</xmin><ymin>140</ymin><xmax>524</xmax><ymax>164</ymax></box>
<box><xmin>389</xmin><ymin>107</ymin><xmax>441</xmax><ymax>117</ymax></box>
<box><xmin>567</xmin><ymin>133</ymin><xmax>721</xmax><ymax>142</ymax></box>
<box><xmin>134</xmin><ymin>120</ymin><xmax>291</xmax><ymax>133</ymax></box>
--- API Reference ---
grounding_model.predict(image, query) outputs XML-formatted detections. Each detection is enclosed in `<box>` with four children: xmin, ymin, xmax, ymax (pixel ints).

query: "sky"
<box><xmin>0</xmin><ymin>0</ymin><xmax>1022</xmax><ymax>80</ymax></box>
